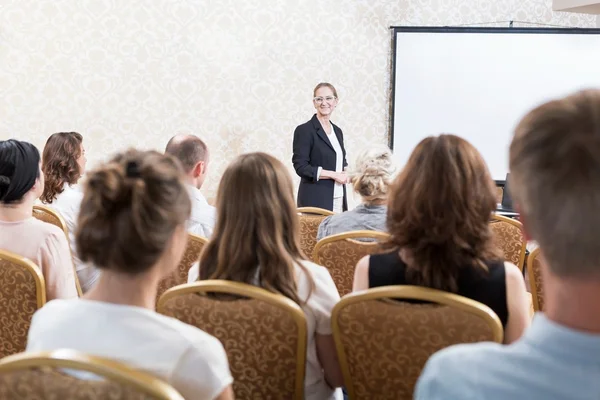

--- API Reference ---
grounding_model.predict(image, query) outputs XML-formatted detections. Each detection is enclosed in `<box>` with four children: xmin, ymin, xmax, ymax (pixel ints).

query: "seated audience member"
<box><xmin>165</xmin><ymin>134</ymin><xmax>215</xmax><ymax>237</ymax></box>
<box><xmin>353</xmin><ymin>134</ymin><xmax>530</xmax><ymax>344</ymax></box>
<box><xmin>26</xmin><ymin>149</ymin><xmax>233</xmax><ymax>400</ymax></box>
<box><xmin>188</xmin><ymin>152</ymin><xmax>343</xmax><ymax>400</ymax></box>
<box><xmin>416</xmin><ymin>90</ymin><xmax>600</xmax><ymax>399</ymax></box>
<box><xmin>41</xmin><ymin>131</ymin><xmax>99</xmax><ymax>292</ymax></box>
<box><xmin>317</xmin><ymin>145</ymin><xmax>394</xmax><ymax>241</ymax></box>
<box><xmin>0</xmin><ymin>139</ymin><xmax>78</xmax><ymax>300</ymax></box>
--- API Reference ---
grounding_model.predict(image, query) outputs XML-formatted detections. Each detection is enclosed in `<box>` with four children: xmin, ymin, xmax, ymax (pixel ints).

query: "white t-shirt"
<box><xmin>26</xmin><ymin>299</ymin><xmax>233</xmax><ymax>400</ymax></box>
<box><xmin>188</xmin><ymin>260</ymin><xmax>343</xmax><ymax>400</ymax></box>
<box><xmin>187</xmin><ymin>185</ymin><xmax>217</xmax><ymax>238</ymax></box>
<box><xmin>327</xmin><ymin>123</ymin><xmax>344</xmax><ymax>199</ymax></box>
<box><xmin>46</xmin><ymin>183</ymin><xmax>100</xmax><ymax>292</ymax></box>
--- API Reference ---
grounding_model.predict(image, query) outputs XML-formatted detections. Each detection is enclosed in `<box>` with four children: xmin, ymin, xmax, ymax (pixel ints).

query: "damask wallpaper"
<box><xmin>0</xmin><ymin>0</ymin><xmax>596</xmax><ymax>202</ymax></box>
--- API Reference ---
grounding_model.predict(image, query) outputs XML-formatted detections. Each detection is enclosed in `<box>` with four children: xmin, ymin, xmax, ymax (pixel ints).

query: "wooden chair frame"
<box><xmin>158</xmin><ymin>280</ymin><xmax>308</xmax><ymax>400</ymax></box>
<box><xmin>312</xmin><ymin>230</ymin><xmax>390</xmax><ymax>259</ymax></box>
<box><xmin>32</xmin><ymin>205</ymin><xmax>83</xmax><ymax>296</ymax></box>
<box><xmin>331</xmin><ymin>285</ymin><xmax>503</xmax><ymax>400</ymax></box>
<box><xmin>527</xmin><ymin>247</ymin><xmax>542</xmax><ymax>312</ymax></box>
<box><xmin>0</xmin><ymin>349</ymin><xmax>184</xmax><ymax>400</ymax></box>
<box><xmin>297</xmin><ymin>206</ymin><xmax>335</xmax><ymax>216</ymax></box>
<box><xmin>491</xmin><ymin>214</ymin><xmax>527</xmax><ymax>271</ymax></box>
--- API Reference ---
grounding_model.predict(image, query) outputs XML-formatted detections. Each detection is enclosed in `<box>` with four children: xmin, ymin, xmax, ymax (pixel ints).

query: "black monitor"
<box><xmin>501</xmin><ymin>173</ymin><xmax>513</xmax><ymax>211</ymax></box>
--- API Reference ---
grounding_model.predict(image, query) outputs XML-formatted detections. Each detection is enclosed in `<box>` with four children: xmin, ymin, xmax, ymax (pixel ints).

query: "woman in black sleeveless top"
<box><xmin>353</xmin><ymin>135</ymin><xmax>530</xmax><ymax>344</ymax></box>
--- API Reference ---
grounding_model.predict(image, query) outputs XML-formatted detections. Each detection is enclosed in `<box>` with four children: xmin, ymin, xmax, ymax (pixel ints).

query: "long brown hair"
<box><xmin>386</xmin><ymin>134</ymin><xmax>501</xmax><ymax>292</ymax></box>
<box><xmin>41</xmin><ymin>132</ymin><xmax>83</xmax><ymax>203</ymax></box>
<box><xmin>199</xmin><ymin>152</ymin><xmax>313</xmax><ymax>304</ymax></box>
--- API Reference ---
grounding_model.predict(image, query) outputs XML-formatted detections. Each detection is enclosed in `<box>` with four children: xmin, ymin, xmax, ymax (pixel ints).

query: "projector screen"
<box><xmin>391</xmin><ymin>27</ymin><xmax>600</xmax><ymax>180</ymax></box>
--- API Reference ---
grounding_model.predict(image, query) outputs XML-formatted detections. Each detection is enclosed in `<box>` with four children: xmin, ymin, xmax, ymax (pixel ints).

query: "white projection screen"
<box><xmin>391</xmin><ymin>27</ymin><xmax>600</xmax><ymax>180</ymax></box>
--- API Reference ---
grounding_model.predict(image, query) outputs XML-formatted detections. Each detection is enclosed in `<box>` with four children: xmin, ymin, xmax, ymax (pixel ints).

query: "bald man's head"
<box><xmin>165</xmin><ymin>134</ymin><xmax>208</xmax><ymax>173</ymax></box>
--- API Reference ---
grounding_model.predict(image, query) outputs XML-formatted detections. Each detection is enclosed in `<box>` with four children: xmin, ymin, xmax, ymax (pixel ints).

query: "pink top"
<box><xmin>0</xmin><ymin>217</ymin><xmax>78</xmax><ymax>300</ymax></box>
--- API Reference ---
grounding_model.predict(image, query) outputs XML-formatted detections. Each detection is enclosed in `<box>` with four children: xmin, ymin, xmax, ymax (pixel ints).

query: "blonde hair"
<box><xmin>350</xmin><ymin>145</ymin><xmax>395</xmax><ymax>204</ymax></box>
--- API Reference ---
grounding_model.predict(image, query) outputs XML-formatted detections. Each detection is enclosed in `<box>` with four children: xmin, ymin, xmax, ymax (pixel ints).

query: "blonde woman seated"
<box><xmin>41</xmin><ymin>132</ymin><xmax>99</xmax><ymax>292</ymax></box>
<box><xmin>0</xmin><ymin>139</ymin><xmax>78</xmax><ymax>300</ymax></box>
<box><xmin>317</xmin><ymin>145</ymin><xmax>394</xmax><ymax>241</ymax></box>
<box><xmin>353</xmin><ymin>135</ymin><xmax>530</xmax><ymax>344</ymax></box>
<box><xmin>188</xmin><ymin>152</ymin><xmax>343</xmax><ymax>400</ymax></box>
<box><xmin>27</xmin><ymin>150</ymin><xmax>234</xmax><ymax>400</ymax></box>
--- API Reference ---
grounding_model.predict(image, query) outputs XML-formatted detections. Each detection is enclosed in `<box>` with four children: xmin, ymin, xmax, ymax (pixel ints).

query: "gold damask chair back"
<box><xmin>0</xmin><ymin>249</ymin><xmax>46</xmax><ymax>358</ymax></box>
<box><xmin>158</xmin><ymin>280</ymin><xmax>307</xmax><ymax>400</ymax></box>
<box><xmin>155</xmin><ymin>233</ymin><xmax>207</xmax><ymax>305</ymax></box>
<box><xmin>298</xmin><ymin>207</ymin><xmax>334</xmax><ymax>261</ymax></box>
<box><xmin>313</xmin><ymin>230</ymin><xmax>390</xmax><ymax>296</ymax></box>
<box><xmin>0</xmin><ymin>349</ymin><xmax>184</xmax><ymax>400</ymax></box>
<box><xmin>332</xmin><ymin>286</ymin><xmax>503</xmax><ymax>400</ymax></box>
<box><xmin>32</xmin><ymin>205</ymin><xmax>83</xmax><ymax>296</ymax></box>
<box><xmin>527</xmin><ymin>248</ymin><xmax>545</xmax><ymax>312</ymax></box>
<box><xmin>490</xmin><ymin>214</ymin><xmax>527</xmax><ymax>271</ymax></box>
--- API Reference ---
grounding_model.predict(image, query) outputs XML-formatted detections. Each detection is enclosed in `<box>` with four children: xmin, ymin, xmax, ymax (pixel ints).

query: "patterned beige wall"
<box><xmin>0</xmin><ymin>0</ymin><xmax>595</xmax><ymax>202</ymax></box>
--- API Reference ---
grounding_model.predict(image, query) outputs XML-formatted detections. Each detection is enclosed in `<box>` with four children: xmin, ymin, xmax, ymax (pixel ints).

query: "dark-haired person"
<box><xmin>0</xmin><ymin>139</ymin><xmax>78</xmax><ymax>300</ymax></box>
<box><xmin>353</xmin><ymin>135</ymin><xmax>530</xmax><ymax>344</ymax></box>
<box><xmin>317</xmin><ymin>145</ymin><xmax>394</xmax><ymax>241</ymax></box>
<box><xmin>416</xmin><ymin>90</ymin><xmax>600</xmax><ymax>399</ymax></box>
<box><xmin>293</xmin><ymin>82</ymin><xmax>349</xmax><ymax>213</ymax></box>
<box><xmin>165</xmin><ymin>134</ymin><xmax>215</xmax><ymax>237</ymax></box>
<box><xmin>188</xmin><ymin>152</ymin><xmax>343</xmax><ymax>400</ymax></box>
<box><xmin>26</xmin><ymin>150</ymin><xmax>234</xmax><ymax>400</ymax></box>
<box><xmin>40</xmin><ymin>132</ymin><xmax>98</xmax><ymax>292</ymax></box>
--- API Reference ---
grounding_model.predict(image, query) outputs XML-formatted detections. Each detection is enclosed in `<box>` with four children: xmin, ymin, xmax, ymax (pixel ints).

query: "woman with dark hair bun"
<box><xmin>26</xmin><ymin>149</ymin><xmax>234</xmax><ymax>400</ymax></box>
<box><xmin>353</xmin><ymin>134</ymin><xmax>530</xmax><ymax>344</ymax></box>
<box><xmin>40</xmin><ymin>132</ymin><xmax>98</xmax><ymax>292</ymax></box>
<box><xmin>0</xmin><ymin>139</ymin><xmax>78</xmax><ymax>300</ymax></box>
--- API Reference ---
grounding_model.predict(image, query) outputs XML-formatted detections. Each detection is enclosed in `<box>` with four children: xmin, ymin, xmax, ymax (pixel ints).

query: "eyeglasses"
<box><xmin>313</xmin><ymin>96</ymin><xmax>336</xmax><ymax>104</ymax></box>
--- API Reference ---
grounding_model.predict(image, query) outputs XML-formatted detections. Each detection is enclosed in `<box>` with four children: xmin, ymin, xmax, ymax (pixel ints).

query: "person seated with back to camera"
<box><xmin>40</xmin><ymin>131</ymin><xmax>100</xmax><ymax>293</ymax></box>
<box><xmin>317</xmin><ymin>145</ymin><xmax>394</xmax><ymax>241</ymax></box>
<box><xmin>165</xmin><ymin>134</ymin><xmax>216</xmax><ymax>238</ymax></box>
<box><xmin>188</xmin><ymin>152</ymin><xmax>344</xmax><ymax>400</ymax></box>
<box><xmin>353</xmin><ymin>134</ymin><xmax>530</xmax><ymax>344</ymax></box>
<box><xmin>0</xmin><ymin>139</ymin><xmax>78</xmax><ymax>300</ymax></box>
<box><xmin>26</xmin><ymin>149</ymin><xmax>234</xmax><ymax>400</ymax></box>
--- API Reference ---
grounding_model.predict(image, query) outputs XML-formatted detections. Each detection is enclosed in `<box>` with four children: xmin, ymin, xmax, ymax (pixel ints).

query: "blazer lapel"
<box><xmin>311</xmin><ymin>114</ymin><xmax>334</xmax><ymax>151</ymax></box>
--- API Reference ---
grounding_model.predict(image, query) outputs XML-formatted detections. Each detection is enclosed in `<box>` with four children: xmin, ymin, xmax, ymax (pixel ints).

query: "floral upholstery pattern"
<box><xmin>489</xmin><ymin>219</ymin><xmax>526</xmax><ymax>270</ymax></box>
<box><xmin>0</xmin><ymin>368</ymin><xmax>159</xmax><ymax>399</ymax></box>
<box><xmin>299</xmin><ymin>214</ymin><xmax>328</xmax><ymax>261</ymax></box>
<box><xmin>155</xmin><ymin>235</ymin><xmax>206</xmax><ymax>304</ymax></box>
<box><xmin>160</xmin><ymin>292</ymin><xmax>304</xmax><ymax>399</ymax></box>
<box><xmin>335</xmin><ymin>298</ymin><xmax>500</xmax><ymax>400</ymax></box>
<box><xmin>528</xmin><ymin>249</ymin><xmax>544</xmax><ymax>312</ymax></box>
<box><xmin>314</xmin><ymin>239</ymin><xmax>383</xmax><ymax>296</ymax></box>
<box><xmin>0</xmin><ymin>257</ymin><xmax>43</xmax><ymax>358</ymax></box>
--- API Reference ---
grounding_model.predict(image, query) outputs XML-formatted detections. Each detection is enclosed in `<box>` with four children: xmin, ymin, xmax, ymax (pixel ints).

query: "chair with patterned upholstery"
<box><xmin>298</xmin><ymin>207</ymin><xmax>335</xmax><ymax>261</ymax></box>
<box><xmin>157</xmin><ymin>280</ymin><xmax>307</xmax><ymax>400</ymax></box>
<box><xmin>32</xmin><ymin>205</ymin><xmax>83</xmax><ymax>297</ymax></box>
<box><xmin>155</xmin><ymin>233</ymin><xmax>207</xmax><ymax>305</ymax></box>
<box><xmin>490</xmin><ymin>214</ymin><xmax>527</xmax><ymax>271</ymax></box>
<box><xmin>313</xmin><ymin>230</ymin><xmax>390</xmax><ymax>296</ymax></box>
<box><xmin>0</xmin><ymin>249</ymin><xmax>46</xmax><ymax>358</ymax></box>
<box><xmin>0</xmin><ymin>349</ymin><xmax>184</xmax><ymax>399</ymax></box>
<box><xmin>527</xmin><ymin>248</ymin><xmax>544</xmax><ymax>312</ymax></box>
<box><xmin>332</xmin><ymin>285</ymin><xmax>503</xmax><ymax>400</ymax></box>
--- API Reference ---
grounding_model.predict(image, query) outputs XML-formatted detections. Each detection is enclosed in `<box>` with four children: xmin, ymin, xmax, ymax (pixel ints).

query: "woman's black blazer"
<box><xmin>292</xmin><ymin>114</ymin><xmax>348</xmax><ymax>211</ymax></box>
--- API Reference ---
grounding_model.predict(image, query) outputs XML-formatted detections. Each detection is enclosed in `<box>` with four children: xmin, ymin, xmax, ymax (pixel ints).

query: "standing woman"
<box><xmin>293</xmin><ymin>82</ymin><xmax>349</xmax><ymax>213</ymax></box>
